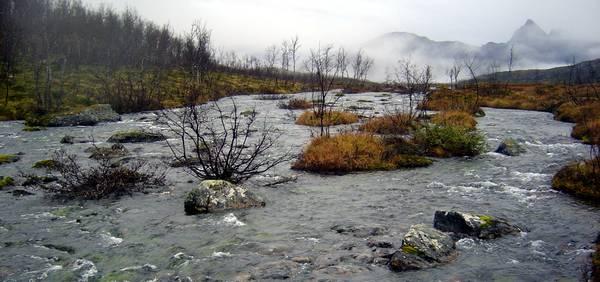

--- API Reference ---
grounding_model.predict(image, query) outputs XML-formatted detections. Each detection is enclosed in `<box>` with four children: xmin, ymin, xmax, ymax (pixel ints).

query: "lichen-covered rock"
<box><xmin>495</xmin><ymin>138</ymin><xmax>525</xmax><ymax>156</ymax></box>
<box><xmin>433</xmin><ymin>210</ymin><xmax>522</xmax><ymax>239</ymax></box>
<box><xmin>389</xmin><ymin>224</ymin><xmax>456</xmax><ymax>272</ymax></box>
<box><xmin>48</xmin><ymin>104</ymin><xmax>120</xmax><ymax>127</ymax></box>
<box><xmin>108</xmin><ymin>130</ymin><xmax>166</xmax><ymax>143</ymax></box>
<box><xmin>184</xmin><ymin>180</ymin><xmax>265</xmax><ymax>215</ymax></box>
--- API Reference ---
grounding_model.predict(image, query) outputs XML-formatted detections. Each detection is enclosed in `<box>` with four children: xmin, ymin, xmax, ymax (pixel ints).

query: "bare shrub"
<box><xmin>41</xmin><ymin>150</ymin><xmax>166</xmax><ymax>200</ymax></box>
<box><xmin>160</xmin><ymin>99</ymin><xmax>294</xmax><ymax>183</ymax></box>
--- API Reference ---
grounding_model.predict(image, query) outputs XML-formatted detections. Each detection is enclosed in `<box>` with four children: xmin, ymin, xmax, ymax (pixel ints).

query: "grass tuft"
<box><xmin>295</xmin><ymin>110</ymin><xmax>358</xmax><ymax>127</ymax></box>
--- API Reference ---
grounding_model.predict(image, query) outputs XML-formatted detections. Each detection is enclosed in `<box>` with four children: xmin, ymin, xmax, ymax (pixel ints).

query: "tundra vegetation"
<box><xmin>0</xmin><ymin>0</ymin><xmax>380</xmax><ymax>124</ymax></box>
<box><xmin>425</xmin><ymin>57</ymin><xmax>599</xmax><ymax>203</ymax></box>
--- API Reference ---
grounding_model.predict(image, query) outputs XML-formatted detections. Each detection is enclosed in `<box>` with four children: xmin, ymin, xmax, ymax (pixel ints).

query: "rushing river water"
<box><xmin>0</xmin><ymin>92</ymin><xmax>598</xmax><ymax>281</ymax></box>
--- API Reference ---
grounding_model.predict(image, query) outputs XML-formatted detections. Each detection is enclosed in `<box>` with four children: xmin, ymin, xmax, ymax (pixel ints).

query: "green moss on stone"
<box><xmin>23</xmin><ymin>126</ymin><xmax>46</xmax><ymax>132</ymax></box>
<box><xmin>0</xmin><ymin>176</ymin><xmax>15</xmax><ymax>189</ymax></box>
<box><xmin>0</xmin><ymin>154</ymin><xmax>20</xmax><ymax>165</ymax></box>
<box><xmin>479</xmin><ymin>215</ymin><xmax>494</xmax><ymax>228</ymax></box>
<box><xmin>33</xmin><ymin>159</ymin><xmax>58</xmax><ymax>169</ymax></box>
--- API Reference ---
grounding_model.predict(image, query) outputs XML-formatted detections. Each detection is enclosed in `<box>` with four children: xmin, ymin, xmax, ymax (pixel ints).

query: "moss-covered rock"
<box><xmin>495</xmin><ymin>138</ymin><xmax>526</xmax><ymax>156</ymax></box>
<box><xmin>433</xmin><ymin>210</ymin><xmax>522</xmax><ymax>239</ymax></box>
<box><xmin>32</xmin><ymin>159</ymin><xmax>59</xmax><ymax>169</ymax></box>
<box><xmin>552</xmin><ymin>160</ymin><xmax>600</xmax><ymax>202</ymax></box>
<box><xmin>107</xmin><ymin>130</ymin><xmax>166</xmax><ymax>143</ymax></box>
<box><xmin>0</xmin><ymin>176</ymin><xmax>15</xmax><ymax>189</ymax></box>
<box><xmin>389</xmin><ymin>224</ymin><xmax>456</xmax><ymax>272</ymax></box>
<box><xmin>28</xmin><ymin>104</ymin><xmax>121</xmax><ymax>127</ymax></box>
<box><xmin>0</xmin><ymin>154</ymin><xmax>20</xmax><ymax>165</ymax></box>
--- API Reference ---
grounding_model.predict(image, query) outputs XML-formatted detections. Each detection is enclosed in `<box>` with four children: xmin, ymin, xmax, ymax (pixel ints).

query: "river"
<box><xmin>0</xmin><ymin>92</ymin><xmax>598</xmax><ymax>281</ymax></box>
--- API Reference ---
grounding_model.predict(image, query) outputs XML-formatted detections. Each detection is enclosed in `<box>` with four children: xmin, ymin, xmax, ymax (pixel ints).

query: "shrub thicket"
<box><xmin>40</xmin><ymin>150</ymin><xmax>165</xmax><ymax>200</ymax></box>
<box><xmin>292</xmin><ymin>133</ymin><xmax>431</xmax><ymax>173</ymax></box>
<box><xmin>413</xmin><ymin>125</ymin><xmax>486</xmax><ymax>157</ymax></box>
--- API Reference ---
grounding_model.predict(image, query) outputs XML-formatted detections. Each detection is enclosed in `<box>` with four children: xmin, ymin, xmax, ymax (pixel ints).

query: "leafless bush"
<box><xmin>159</xmin><ymin>99</ymin><xmax>294</xmax><ymax>183</ymax></box>
<box><xmin>393</xmin><ymin>58</ymin><xmax>433</xmax><ymax>120</ymax></box>
<box><xmin>40</xmin><ymin>150</ymin><xmax>166</xmax><ymax>200</ymax></box>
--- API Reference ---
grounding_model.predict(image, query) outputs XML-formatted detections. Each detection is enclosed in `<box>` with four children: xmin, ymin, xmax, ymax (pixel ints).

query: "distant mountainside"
<box><xmin>364</xmin><ymin>19</ymin><xmax>600</xmax><ymax>81</ymax></box>
<box><xmin>477</xmin><ymin>58</ymin><xmax>600</xmax><ymax>84</ymax></box>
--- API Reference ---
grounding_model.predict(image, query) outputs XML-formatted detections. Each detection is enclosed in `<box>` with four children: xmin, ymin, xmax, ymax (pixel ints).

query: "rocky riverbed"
<box><xmin>0</xmin><ymin>92</ymin><xmax>598</xmax><ymax>281</ymax></box>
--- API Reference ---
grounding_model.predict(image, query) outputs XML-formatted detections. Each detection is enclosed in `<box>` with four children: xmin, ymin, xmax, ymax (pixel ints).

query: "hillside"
<box><xmin>477</xmin><ymin>58</ymin><xmax>600</xmax><ymax>84</ymax></box>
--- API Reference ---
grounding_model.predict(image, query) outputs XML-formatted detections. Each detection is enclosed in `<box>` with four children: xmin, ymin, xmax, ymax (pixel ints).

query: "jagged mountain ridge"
<box><xmin>364</xmin><ymin>19</ymin><xmax>600</xmax><ymax>81</ymax></box>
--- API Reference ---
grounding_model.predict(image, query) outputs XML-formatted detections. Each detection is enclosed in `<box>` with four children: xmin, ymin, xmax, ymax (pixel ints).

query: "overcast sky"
<box><xmin>84</xmin><ymin>0</ymin><xmax>600</xmax><ymax>53</ymax></box>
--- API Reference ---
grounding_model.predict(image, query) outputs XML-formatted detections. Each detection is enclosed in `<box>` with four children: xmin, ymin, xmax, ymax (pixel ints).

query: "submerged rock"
<box><xmin>389</xmin><ymin>224</ymin><xmax>456</xmax><ymax>272</ymax></box>
<box><xmin>495</xmin><ymin>138</ymin><xmax>525</xmax><ymax>156</ymax></box>
<box><xmin>184</xmin><ymin>180</ymin><xmax>265</xmax><ymax>215</ymax></box>
<box><xmin>331</xmin><ymin>224</ymin><xmax>387</xmax><ymax>238</ymax></box>
<box><xmin>60</xmin><ymin>135</ymin><xmax>92</xmax><ymax>144</ymax></box>
<box><xmin>433</xmin><ymin>210</ymin><xmax>522</xmax><ymax>239</ymax></box>
<box><xmin>48</xmin><ymin>104</ymin><xmax>120</xmax><ymax>127</ymax></box>
<box><xmin>108</xmin><ymin>130</ymin><xmax>166</xmax><ymax>143</ymax></box>
<box><xmin>250</xmin><ymin>260</ymin><xmax>301</xmax><ymax>280</ymax></box>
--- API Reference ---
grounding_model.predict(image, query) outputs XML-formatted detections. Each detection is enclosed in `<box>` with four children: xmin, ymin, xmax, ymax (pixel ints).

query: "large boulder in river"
<box><xmin>433</xmin><ymin>211</ymin><xmax>522</xmax><ymax>239</ymax></box>
<box><xmin>389</xmin><ymin>224</ymin><xmax>456</xmax><ymax>272</ymax></box>
<box><xmin>184</xmin><ymin>180</ymin><xmax>265</xmax><ymax>215</ymax></box>
<box><xmin>48</xmin><ymin>104</ymin><xmax>121</xmax><ymax>127</ymax></box>
<box><xmin>495</xmin><ymin>138</ymin><xmax>525</xmax><ymax>156</ymax></box>
<box><xmin>108</xmin><ymin>130</ymin><xmax>166</xmax><ymax>143</ymax></box>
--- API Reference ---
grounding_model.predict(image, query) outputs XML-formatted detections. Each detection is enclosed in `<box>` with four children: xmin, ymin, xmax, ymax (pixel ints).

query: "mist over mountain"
<box><xmin>364</xmin><ymin>19</ymin><xmax>600</xmax><ymax>82</ymax></box>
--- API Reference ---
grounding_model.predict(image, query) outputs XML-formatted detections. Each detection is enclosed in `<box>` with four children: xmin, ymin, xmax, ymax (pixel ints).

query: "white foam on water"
<box><xmin>484</xmin><ymin>152</ymin><xmax>507</xmax><ymax>158</ymax></box>
<box><xmin>99</xmin><ymin>232</ymin><xmax>124</xmax><ymax>247</ymax></box>
<box><xmin>471</xmin><ymin>181</ymin><xmax>500</xmax><ymax>189</ymax></box>
<box><xmin>211</xmin><ymin>251</ymin><xmax>232</xmax><ymax>257</ymax></box>
<box><xmin>529</xmin><ymin>240</ymin><xmax>547</xmax><ymax>256</ymax></box>
<box><xmin>511</xmin><ymin>171</ymin><xmax>551</xmax><ymax>182</ymax></box>
<box><xmin>296</xmin><ymin>237</ymin><xmax>320</xmax><ymax>243</ymax></box>
<box><xmin>456</xmin><ymin>238</ymin><xmax>476</xmax><ymax>250</ymax></box>
<box><xmin>426</xmin><ymin>181</ymin><xmax>445</xmax><ymax>189</ymax></box>
<box><xmin>120</xmin><ymin>263</ymin><xmax>158</xmax><ymax>272</ymax></box>
<box><xmin>222</xmin><ymin>213</ymin><xmax>246</xmax><ymax>226</ymax></box>
<box><xmin>507</xmin><ymin>259</ymin><xmax>520</xmax><ymax>264</ymax></box>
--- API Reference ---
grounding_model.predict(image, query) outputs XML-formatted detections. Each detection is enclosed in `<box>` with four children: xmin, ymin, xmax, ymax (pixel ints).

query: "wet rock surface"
<box><xmin>495</xmin><ymin>138</ymin><xmax>526</xmax><ymax>156</ymax></box>
<box><xmin>107</xmin><ymin>130</ymin><xmax>167</xmax><ymax>143</ymax></box>
<box><xmin>330</xmin><ymin>223</ymin><xmax>387</xmax><ymax>238</ymax></box>
<box><xmin>433</xmin><ymin>210</ymin><xmax>522</xmax><ymax>239</ymax></box>
<box><xmin>389</xmin><ymin>224</ymin><xmax>456</xmax><ymax>272</ymax></box>
<box><xmin>48</xmin><ymin>104</ymin><xmax>120</xmax><ymax>127</ymax></box>
<box><xmin>184</xmin><ymin>180</ymin><xmax>265</xmax><ymax>214</ymax></box>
